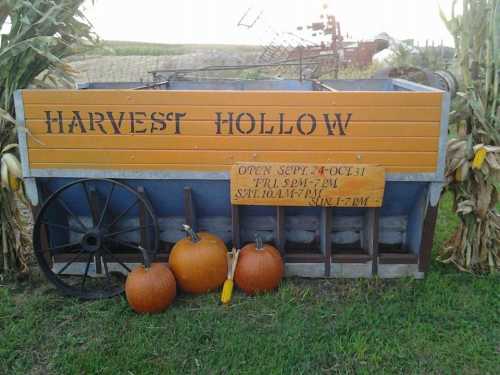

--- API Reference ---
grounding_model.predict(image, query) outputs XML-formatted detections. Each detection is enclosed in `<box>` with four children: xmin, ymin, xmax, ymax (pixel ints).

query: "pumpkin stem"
<box><xmin>138</xmin><ymin>246</ymin><xmax>151</xmax><ymax>268</ymax></box>
<box><xmin>254</xmin><ymin>234</ymin><xmax>264</xmax><ymax>250</ymax></box>
<box><xmin>182</xmin><ymin>224</ymin><xmax>200</xmax><ymax>243</ymax></box>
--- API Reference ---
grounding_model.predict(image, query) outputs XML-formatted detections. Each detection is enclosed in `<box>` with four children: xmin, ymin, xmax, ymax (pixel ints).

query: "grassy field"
<box><xmin>84</xmin><ymin>40</ymin><xmax>261</xmax><ymax>57</ymax></box>
<box><xmin>1</xmin><ymin>193</ymin><xmax>499</xmax><ymax>375</ymax></box>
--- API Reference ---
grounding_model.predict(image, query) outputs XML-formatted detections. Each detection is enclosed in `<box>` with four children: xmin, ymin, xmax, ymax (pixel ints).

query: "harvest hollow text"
<box><xmin>43</xmin><ymin>111</ymin><xmax>353</xmax><ymax>136</ymax></box>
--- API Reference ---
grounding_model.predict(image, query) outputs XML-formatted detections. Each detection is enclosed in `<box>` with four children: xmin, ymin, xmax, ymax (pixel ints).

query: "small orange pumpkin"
<box><xmin>234</xmin><ymin>235</ymin><xmax>284</xmax><ymax>295</ymax></box>
<box><xmin>125</xmin><ymin>248</ymin><xmax>176</xmax><ymax>314</ymax></box>
<box><xmin>169</xmin><ymin>225</ymin><xmax>228</xmax><ymax>294</ymax></box>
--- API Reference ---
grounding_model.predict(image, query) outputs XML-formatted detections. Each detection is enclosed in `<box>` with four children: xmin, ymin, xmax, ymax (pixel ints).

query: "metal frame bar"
<box><xmin>276</xmin><ymin>207</ymin><xmax>285</xmax><ymax>256</ymax></box>
<box><xmin>25</xmin><ymin>169</ymin><xmax>446</xmax><ymax>182</ymax></box>
<box><xmin>13</xmin><ymin>90</ymin><xmax>30</xmax><ymax>178</ymax></box>
<box><xmin>437</xmin><ymin>92</ymin><xmax>451</xmax><ymax>181</ymax></box>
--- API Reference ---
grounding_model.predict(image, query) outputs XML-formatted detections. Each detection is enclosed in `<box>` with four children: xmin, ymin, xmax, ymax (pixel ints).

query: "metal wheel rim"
<box><xmin>33</xmin><ymin>178</ymin><xmax>159</xmax><ymax>299</ymax></box>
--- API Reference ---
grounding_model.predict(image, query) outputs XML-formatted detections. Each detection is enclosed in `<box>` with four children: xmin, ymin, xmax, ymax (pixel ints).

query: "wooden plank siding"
<box><xmin>21</xmin><ymin>89</ymin><xmax>443</xmax><ymax>174</ymax></box>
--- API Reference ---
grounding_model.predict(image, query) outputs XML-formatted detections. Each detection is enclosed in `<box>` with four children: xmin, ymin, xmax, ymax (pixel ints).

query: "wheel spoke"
<box><xmin>82</xmin><ymin>181</ymin><xmax>97</xmax><ymax>226</ymax></box>
<box><xmin>105</xmin><ymin>198</ymin><xmax>139</xmax><ymax>230</ymax></box>
<box><xmin>40</xmin><ymin>221</ymin><xmax>86</xmax><ymax>234</ymax></box>
<box><xmin>56</xmin><ymin>197</ymin><xmax>88</xmax><ymax>231</ymax></box>
<box><xmin>104</xmin><ymin>224</ymin><xmax>155</xmax><ymax>238</ymax></box>
<box><xmin>56</xmin><ymin>250</ymin><xmax>84</xmax><ymax>275</ymax></box>
<box><xmin>80</xmin><ymin>254</ymin><xmax>93</xmax><ymax>290</ymax></box>
<box><xmin>97</xmin><ymin>183</ymin><xmax>115</xmax><ymax>228</ymax></box>
<box><xmin>102</xmin><ymin>245</ymin><xmax>131</xmax><ymax>272</ymax></box>
<box><xmin>47</xmin><ymin>241</ymin><xmax>81</xmax><ymax>255</ymax></box>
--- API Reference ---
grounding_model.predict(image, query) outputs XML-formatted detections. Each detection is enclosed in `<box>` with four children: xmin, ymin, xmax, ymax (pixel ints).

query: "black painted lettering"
<box><xmin>323</xmin><ymin>113</ymin><xmax>352</xmax><ymax>136</ymax></box>
<box><xmin>296</xmin><ymin>113</ymin><xmax>316</xmax><ymax>135</ymax></box>
<box><xmin>130</xmin><ymin>112</ymin><xmax>147</xmax><ymax>134</ymax></box>
<box><xmin>44</xmin><ymin>111</ymin><xmax>64</xmax><ymax>134</ymax></box>
<box><xmin>174</xmin><ymin>112</ymin><xmax>186</xmax><ymax>134</ymax></box>
<box><xmin>235</xmin><ymin>188</ymin><xmax>244</xmax><ymax>199</ymax></box>
<box><xmin>68</xmin><ymin>111</ymin><xmax>86</xmax><ymax>134</ymax></box>
<box><xmin>236</xmin><ymin>112</ymin><xmax>256</xmax><ymax>134</ymax></box>
<box><xmin>89</xmin><ymin>112</ymin><xmax>106</xmax><ymax>134</ymax></box>
<box><xmin>151</xmin><ymin>112</ymin><xmax>166</xmax><ymax>133</ymax></box>
<box><xmin>323</xmin><ymin>114</ymin><xmax>336</xmax><ymax>136</ymax></box>
<box><xmin>214</xmin><ymin>112</ymin><xmax>234</xmax><ymax>134</ymax></box>
<box><xmin>259</xmin><ymin>113</ymin><xmax>274</xmax><ymax>134</ymax></box>
<box><xmin>106</xmin><ymin>112</ymin><xmax>125</xmax><ymax>134</ymax></box>
<box><xmin>335</xmin><ymin>112</ymin><xmax>352</xmax><ymax>136</ymax></box>
<box><xmin>279</xmin><ymin>113</ymin><xmax>293</xmax><ymax>134</ymax></box>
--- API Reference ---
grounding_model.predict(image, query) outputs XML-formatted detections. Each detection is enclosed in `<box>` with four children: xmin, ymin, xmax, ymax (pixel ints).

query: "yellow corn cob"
<box><xmin>221</xmin><ymin>279</ymin><xmax>234</xmax><ymax>304</ymax></box>
<box><xmin>220</xmin><ymin>249</ymin><xmax>239</xmax><ymax>305</ymax></box>
<box><xmin>8</xmin><ymin>173</ymin><xmax>20</xmax><ymax>192</ymax></box>
<box><xmin>472</xmin><ymin>147</ymin><xmax>487</xmax><ymax>169</ymax></box>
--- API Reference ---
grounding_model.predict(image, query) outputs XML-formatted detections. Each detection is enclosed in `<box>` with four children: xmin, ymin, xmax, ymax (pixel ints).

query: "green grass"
<box><xmin>1</xmin><ymin>194</ymin><xmax>499</xmax><ymax>375</ymax></box>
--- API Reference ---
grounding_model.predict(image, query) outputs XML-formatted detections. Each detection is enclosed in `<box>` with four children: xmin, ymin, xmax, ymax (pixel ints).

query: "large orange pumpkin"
<box><xmin>125</xmin><ymin>248</ymin><xmax>176</xmax><ymax>314</ymax></box>
<box><xmin>169</xmin><ymin>225</ymin><xmax>228</xmax><ymax>294</ymax></box>
<box><xmin>234</xmin><ymin>235</ymin><xmax>284</xmax><ymax>295</ymax></box>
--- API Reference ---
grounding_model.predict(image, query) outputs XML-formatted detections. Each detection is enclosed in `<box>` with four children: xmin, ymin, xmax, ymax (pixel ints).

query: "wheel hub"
<box><xmin>81</xmin><ymin>231</ymin><xmax>102</xmax><ymax>253</ymax></box>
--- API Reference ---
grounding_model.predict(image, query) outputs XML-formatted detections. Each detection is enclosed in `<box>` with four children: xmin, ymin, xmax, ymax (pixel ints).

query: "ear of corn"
<box><xmin>221</xmin><ymin>279</ymin><xmax>234</xmax><ymax>305</ymax></box>
<box><xmin>472</xmin><ymin>147</ymin><xmax>487</xmax><ymax>169</ymax></box>
<box><xmin>439</xmin><ymin>0</ymin><xmax>499</xmax><ymax>273</ymax></box>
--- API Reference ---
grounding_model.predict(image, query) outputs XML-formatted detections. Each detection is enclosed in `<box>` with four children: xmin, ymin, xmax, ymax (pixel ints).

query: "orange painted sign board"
<box><xmin>231</xmin><ymin>162</ymin><xmax>385</xmax><ymax>207</ymax></box>
<box><xmin>20</xmin><ymin>90</ymin><xmax>442</xmax><ymax>174</ymax></box>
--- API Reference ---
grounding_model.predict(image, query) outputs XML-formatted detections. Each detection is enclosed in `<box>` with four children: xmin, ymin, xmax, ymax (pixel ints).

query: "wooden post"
<box><xmin>366</xmin><ymin>208</ymin><xmax>380</xmax><ymax>276</ymax></box>
<box><xmin>418</xmin><ymin>205</ymin><xmax>439</xmax><ymax>272</ymax></box>
<box><xmin>320</xmin><ymin>207</ymin><xmax>332</xmax><ymax>276</ymax></box>
<box><xmin>276</xmin><ymin>206</ymin><xmax>285</xmax><ymax>256</ymax></box>
<box><xmin>231</xmin><ymin>205</ymin><xmax>240</xmax><ymax>249</ymax></box>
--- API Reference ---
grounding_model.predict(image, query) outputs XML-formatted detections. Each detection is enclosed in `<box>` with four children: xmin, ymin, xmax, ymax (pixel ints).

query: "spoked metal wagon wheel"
<box><xmin>33</xmin><ymin>178</ymin><xmax>159</xmax><ymax>299</ymax></box>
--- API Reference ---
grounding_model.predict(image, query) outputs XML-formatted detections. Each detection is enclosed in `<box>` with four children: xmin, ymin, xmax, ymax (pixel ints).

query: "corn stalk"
<box><xmin>439</xmin><ymin>0</ymin><xmax>500</xmax><ymax>273</ymax></box>
<box><xmin>0</xmin><ymin>0</ymin><xmax>97</xmax><ymax>275</ymax></box>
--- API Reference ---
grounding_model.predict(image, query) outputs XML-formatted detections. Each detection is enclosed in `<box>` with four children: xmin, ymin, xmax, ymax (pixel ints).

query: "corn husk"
<box><xmin>0</xmin><ymin>0</ymin><xmax>98</xmax><ymax>274</ymax></box>
<box><xmin>439</xmin><ymin>0</ymin><xmax>499</xmax><ymax>273</ymax></box>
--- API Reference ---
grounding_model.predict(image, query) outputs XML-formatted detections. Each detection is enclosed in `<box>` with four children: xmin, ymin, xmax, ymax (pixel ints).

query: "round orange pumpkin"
<box><xmin>234</xmin><ymin>235</ymin><xmax>284</xmax><ymax>295</ymax></box>
<box><xmin>169</xmin><ymin>225</ymin><xmax>228</xmax><ymax>294</ymax></box>
<box><xmin>125</xmin><ymin>248</ymin><xmax>176</xmax><ymax>314</ymax></box>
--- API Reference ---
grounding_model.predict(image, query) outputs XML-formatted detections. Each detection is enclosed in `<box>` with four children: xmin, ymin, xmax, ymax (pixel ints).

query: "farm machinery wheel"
<box><xmin>33</xmin><ymin>178</ymin><xmax>159</xmax><ymax>299</ymax></box>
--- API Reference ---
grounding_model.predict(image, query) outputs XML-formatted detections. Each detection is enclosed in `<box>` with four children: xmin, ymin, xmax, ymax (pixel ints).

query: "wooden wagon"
<box><xmin>15</xmin><ymin>78</ymin><xmax>449</xmax><ymax>298</ymax></box>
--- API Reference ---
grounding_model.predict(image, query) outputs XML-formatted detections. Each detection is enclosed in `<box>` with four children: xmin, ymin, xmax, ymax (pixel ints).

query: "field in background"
<box><xmin>68</xmin><ymin>40</ymin><xmax>381</xmax><ymax>84</ymax></box>
<box><xmin>69</xmin><ymin>40</ymin><xmax>262</xmax><ymax>83</ymax></box>
<box><xmin>84</xmin><ymin>40</ymin><xmax>262</xmax><ymax>57</ymax></box>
